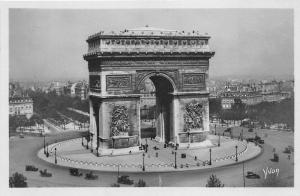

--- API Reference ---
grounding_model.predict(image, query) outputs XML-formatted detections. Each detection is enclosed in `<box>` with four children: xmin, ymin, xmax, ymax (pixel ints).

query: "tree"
<box><xmin>9</xmin><ymin>172</ymin><xmax>28</xmax><ymax>187</ymax></box>
<box><xmin>209</xmin><ymin>98</ymin><xmax>222</xmax><ymax>116</ymax></box>
<box><xmin>135</xmin><ymin>179</ymin><xmax>146</xmax><ymax>187</ymax></box>
<box><xmin>231</xmin><ymin>98</ymin><xmax>246</xmax><ymax>120</ymax></box>
<box><xmin>206</xmin><ymin>174</ymin><xmax>224</xmax><ymax>187</ymax></box>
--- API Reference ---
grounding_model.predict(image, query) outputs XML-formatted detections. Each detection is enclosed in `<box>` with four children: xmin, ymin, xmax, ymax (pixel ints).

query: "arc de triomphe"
<box><xmin>83</xmin><ymin>26</ymin><xmax>215</xmax><ymax>155</ymax></box>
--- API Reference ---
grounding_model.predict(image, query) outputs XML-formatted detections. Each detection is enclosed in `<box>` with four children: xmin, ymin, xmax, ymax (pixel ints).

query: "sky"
<box><xmin>9</xmin><ymin>9</ymin><xmax>293</xmax><ymax>81</ymax></box>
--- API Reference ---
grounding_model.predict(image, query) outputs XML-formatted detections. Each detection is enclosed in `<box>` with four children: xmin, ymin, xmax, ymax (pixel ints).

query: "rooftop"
<box><xmin>87</xmin><ymin>26</ymin><xmax>210</xmax><ymax>40</ymax></box>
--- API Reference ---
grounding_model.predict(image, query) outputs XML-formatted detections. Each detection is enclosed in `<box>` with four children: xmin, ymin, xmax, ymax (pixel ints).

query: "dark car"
<box><xmin>248</xmin><ymin>128</ymin><xmax>253</xmax><ymax>132</ymax></box>
<box><xmin>40</xmin><ymin>169</ymin><xmax>52</xmax><ymax>177</ymax></box>
<box><xmin>258</xmin><ymin>139</ymin><xmax>264</xmax><ymax>144</ymax></box>
<box><xmin>118</xmin><ymin>175</ymin><xmax>134</xmax><ymax>185</ymax></box>
<box><xmin>25</xmin><ymin>165</ymin><xmax>38</xmax><ymax>171</ymax></box>
<box><xmin>246</xmin><ymin>171</ymin><xmax>260</xmax><ymax>179</ymax></box>
<box><xmin>246</xmin><ymin>138</ymin><xmax>255</xmax><ymax>142</ymax></box>
<box><xmin>85</xmin><ymin>171</ymin><xmax>98</xmax><ymax>180</ymax></box>
<box><xmin>69</xmin><ymin>168</ymin><xmax>83</xmax><ymax>177</ymax></box>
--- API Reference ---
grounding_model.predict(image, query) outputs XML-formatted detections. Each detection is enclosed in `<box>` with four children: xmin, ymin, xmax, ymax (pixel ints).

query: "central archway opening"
<box><xmin>139</xmin><ymin>74</ymin><xmax>174</xmax><ymax>143</ymax></box>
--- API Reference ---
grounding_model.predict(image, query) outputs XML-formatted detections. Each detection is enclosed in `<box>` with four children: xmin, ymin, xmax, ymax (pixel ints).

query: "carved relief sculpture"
<box><xmin>184</xmin><ymin>101</ymin><xmax>204</xmax><ymax>132</ymax></box>
<box><xmin>182</xmin><ymin>73</ymin><xmax>205</xmax><ymax>87</ymax></box>
<box><xmin>110</xmin><ymin>105</ymin><xmax>130</xmax><ymax>136</ymax></box>
<box><xmin>106</xmin><ymin>75</ymin><xmax>132</xmax><ymax>90</ymax></box>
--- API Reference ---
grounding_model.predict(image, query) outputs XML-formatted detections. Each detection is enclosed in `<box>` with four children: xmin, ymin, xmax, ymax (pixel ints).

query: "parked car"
<box><xmin>40</xmin><ymin>169</ymin><xmax>52</xmax><ymax>177</ymax></box>
<box><xmin>69</xmin><ymin>168</ymin><xmax>82</xmax><ymax>177</ymax></box>
<box><xmin>246</xmin><ymin>138</ymin><xmax>255</xmax><ymax>142</ymax></box>
<box><xmin>85</xmin><ymin>171</ymin><xmax>98</xmax><ymax>180</ymax></box>
<box><xmin>248</xmin><ymin>128</ymin><xmax>253</xmax><ymax>132</ymax></box>
<box><xmin>272</xmin><ymin>153</ymin><xmax>279</xmax><ymax>162</ymax></box>
<box><xmin>117</xmin><ymin>175</ymin><xmax>134</xmax><ymax>185</ymax></box>
<box><xmin>246</xmin><ymin>171</ymin><xmax>260</xmax><ymax>179</ymax></box>
<box><xmin>258</xmin><ymin>139</ymin><xmax>264</xmax><ymax>144</ymax></box>
<box><xmin>25</xmin><ymin>165</ymin><xmax>38</xmax><ymax>172</ymax></box>
<box><xmin>19</xmin><ymin>133</ymin><xmax>24</xmax><ymax>138</ymax></box>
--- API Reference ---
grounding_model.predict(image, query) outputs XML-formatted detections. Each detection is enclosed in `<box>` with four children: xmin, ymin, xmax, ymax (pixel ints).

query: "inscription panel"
<box><xmin>190</xmin><ymin>133</ymin><xmax>205</xmax><ymax>143</ymax></box>
<box><xmin>106</xmin><ymin>75</ymin><xmax>132</xmax><ymax>90</ymax></box>
<box><xmin>182</xmin><ymin>73</ymin><xmax>205</xmax><ymax>89</ymax></box>
<box><xmin>178</xmin><ymin>133</ymin><xmax>189</xmax><ymax>143</ymax></box>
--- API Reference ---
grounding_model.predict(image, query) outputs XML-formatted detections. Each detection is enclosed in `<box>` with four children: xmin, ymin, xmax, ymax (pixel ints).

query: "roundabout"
<box><xmin>37</xmin><ymin>135</ymin><xmax>262</xmax><ymax>173</ymax></box>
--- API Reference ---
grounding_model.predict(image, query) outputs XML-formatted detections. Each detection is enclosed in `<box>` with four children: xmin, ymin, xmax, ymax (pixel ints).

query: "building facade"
<box><xmin>75</xmin><ymin>81</ymin><xmax>88</xmax><ymax>100</ymax></box>
<box><xmin>9</xmin><ymin>97</ymin><xmax>33</xmax><ymax>118</ymax></box>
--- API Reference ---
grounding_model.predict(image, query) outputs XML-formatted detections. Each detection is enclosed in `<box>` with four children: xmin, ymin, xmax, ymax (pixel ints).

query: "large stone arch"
<box><xmin>84</xmin><ymin>27</ymin><xmax>215</xmax><ymax>155</ymax></box>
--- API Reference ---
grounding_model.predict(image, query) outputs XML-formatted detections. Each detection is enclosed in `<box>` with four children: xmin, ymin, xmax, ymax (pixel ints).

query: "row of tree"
<box><xmin>209</xmin><ymin>97</ymin><xmax>294</xmax><ymax>129</ymax></box>
<box><xmin>24</xmin><ymin>89</ymin><xmax>89</xmax><ymax>122</ymax></box>
<box><xmin>9</xmin><ymin>114</ymin><xmax>44</xmax><ymax>136</ymax></box>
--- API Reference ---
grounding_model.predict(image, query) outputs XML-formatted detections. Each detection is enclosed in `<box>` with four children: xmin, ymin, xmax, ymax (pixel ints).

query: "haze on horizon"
<box><xmin>9</xmin><ymin>9</ymin><xmax>294</xmax><ymax>81</ymax></box>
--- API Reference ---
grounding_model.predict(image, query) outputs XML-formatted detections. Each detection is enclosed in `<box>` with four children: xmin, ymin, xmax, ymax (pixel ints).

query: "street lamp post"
<box><xmin>54</xmin><ymin>148</ymin><xmax>57</xmax><ymax>164</ymax></box>
<box><xmin>96</xmin><ymin>137</ymin><xmax>99</xmax><ymax>157</ymax></box>
<box><xmin>46</xmin><ymin>143</ymin><xmax>49</xmax><ymax>157</ymax></box>
<box><xmin>91</xmin><ymin>134</ymin><xmax>93</xmax><ymax>153</ymax></box>
<box><xmin>214</xmin><ymin>124</ymin><xmax>217</xmax><ymax>135</ymax></box>
<box><xmin>235</xmin><ymin>145</ymin><xmax>238</xmax><ymax>162</ymax></box>
<box><xmin>174</xmin><ymin>151</ymin><xmax>177</xmax><ymax>169</ymax></box>
<box><xmin>43</xmin><ymin>135</ymin><xmax>46</xmax><ymax>155</ymax></box>
<box><xmin>209</xmin><ymin>148</ymin><xmax>212</xmax><ymax>165</ymax></box>
<box><xmin>142</xmin><ymin>153</ymin><xmax>145</xmax><ymax>171</ymax></box>
<box><xmin>118</xmin><ymin>164</ymin><xmax>120</xmax><ymax>178</ymax></box>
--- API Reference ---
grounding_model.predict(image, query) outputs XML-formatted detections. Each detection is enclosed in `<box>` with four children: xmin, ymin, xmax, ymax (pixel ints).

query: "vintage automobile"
<box><xmin>25</xmin><ymin>165</ymin><xmax>38</xmax><ymax>171</ymax></box>
<box><xmin>258</xmin><ymin>139</ymin><xmax>265</xmax><ymax>144</ymax></box>
<box><xmin>117</xmin><ymin>175</ymin><xmax>134</xmax><ymax>185</ymax></box>
<box><xmin>224</xmin><ymin>128</ymin><xmax>232</xmax><ymax>133</ymax></box>
<box><xmin>246</xmin><ymin>138</ymin><xmax>255</xmax><ymax>142</ymax></box>
<box><xmin>69</xmin><ymin>168</ymin><xmax>83</xmax><ymax>177</ymax></box>
<box><xmin>246</xmin><ymin>171</ymin><xmax>260</xmax><ymax>179</ymax></box>
<box><xmin>40</xmin><ymin>169</ymin><xmax>52</xmax><ymax>177</ymax></box>
<box><xmin>272</xmin><ymin>153</ymin><xmax>279</xmax><ymax>162</ymax></box>
<box><xmin>85</xmin><ymin>171</ymin><xmax>98</xmax><ymax>180</ymax></box>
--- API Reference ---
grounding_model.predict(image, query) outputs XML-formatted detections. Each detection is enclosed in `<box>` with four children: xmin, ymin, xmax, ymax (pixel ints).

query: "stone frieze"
<box><xmin>182</xmin><ymin>73</ymin><xmax>205</xmax><ymax>87</ymax></box>
<box><xmin>106</xmin><ymin>74</ymin><xmax>132</xmax><ymax>90</ymax></box>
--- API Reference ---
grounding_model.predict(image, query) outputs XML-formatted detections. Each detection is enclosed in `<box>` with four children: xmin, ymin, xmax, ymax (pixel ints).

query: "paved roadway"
<box><xmin>9</xmin><ymin>127</ymin><xmax>294</xmax><ymax>187</ymax></box>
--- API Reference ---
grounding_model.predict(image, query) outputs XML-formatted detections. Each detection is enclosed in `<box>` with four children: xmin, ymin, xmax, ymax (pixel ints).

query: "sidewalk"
<box><xmin>37</xmin><ymin>136</ymin><xmax>262</xmax><ymax>173</ymax></box>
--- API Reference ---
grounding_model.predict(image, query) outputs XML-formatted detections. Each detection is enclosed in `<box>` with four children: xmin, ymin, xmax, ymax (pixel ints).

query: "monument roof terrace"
<box><xmin>87</xmin><ymin>26</ymin><xmax>211</xmax><ymax>41</ymax></box>
<box><xmin>84</xmin><ymin>26</ymin><xmax>214</xmax><ymax>58</ymax></box>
